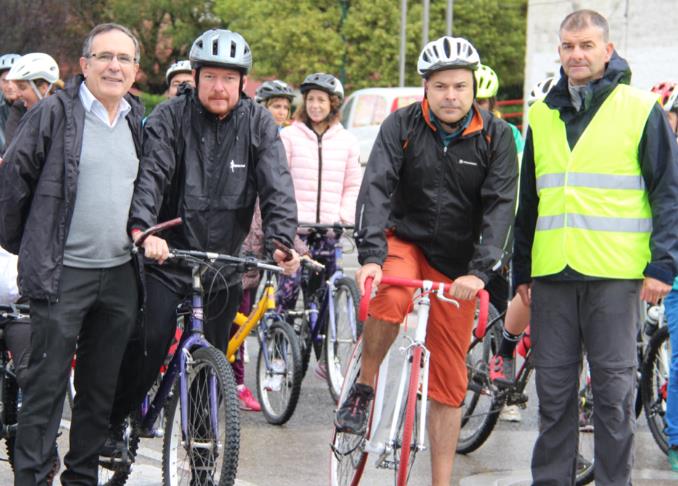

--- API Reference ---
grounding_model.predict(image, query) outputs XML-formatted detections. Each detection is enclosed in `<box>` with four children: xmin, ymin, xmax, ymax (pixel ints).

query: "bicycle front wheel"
<box><xmin>330</xmin><ymin>337</ymin><xmax>370</xmax><ymax>486</ymax></box>
<box><xmin>326</xmin><ymin>277</ymin><xmax>362</xmax><ymax>403</ymax></box>
<box><xmin>162</xmin><ymin>346</ymin><xmax>240</xmax><ymax>486</ymax></box>
<box><xmin>256</xmin><ymin>318</ymin><xmax>303</xmax><ymax>425</ymax></box>
<box><xmin>641</xmin><ymin>325</ymin><xmax>670</xmax><ymax>454</ymax></box>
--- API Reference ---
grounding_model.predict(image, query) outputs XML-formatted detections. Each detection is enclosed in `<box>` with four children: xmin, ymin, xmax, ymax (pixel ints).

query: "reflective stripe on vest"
<box><xmin>529</xmin><ymin>84</ymin><xmax>657</xmax><ymax>279</ymax></box>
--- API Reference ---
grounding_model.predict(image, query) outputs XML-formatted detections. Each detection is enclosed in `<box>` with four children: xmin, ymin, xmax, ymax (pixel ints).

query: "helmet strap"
<box><xmin>29</xmin><ymin>80</ymin><xmax>46</xmax><ymax>101</ymax></box>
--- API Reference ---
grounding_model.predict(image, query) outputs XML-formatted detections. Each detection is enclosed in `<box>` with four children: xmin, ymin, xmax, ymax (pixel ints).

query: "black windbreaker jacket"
<box><xmin>355</xmin><ymin>100</ymin><xmax>518</xmax><ymax>284</ymax></box>
<box><xmin>0</xmin><ymin>76</ymin><xmax>144</xmax><ymax>300</ymax></box>
<box><xmin>513</xmin><ymin>52</ymin><xmax>678</xmax><ymax>286</ymax></box>
<box><xmin>128</xmin><ymin>89</ymin><xmax>297</xmax><ymax>292</ymax></box>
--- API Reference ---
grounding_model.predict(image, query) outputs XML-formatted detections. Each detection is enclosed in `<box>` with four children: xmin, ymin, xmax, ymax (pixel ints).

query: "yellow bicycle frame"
<box><xmin>226</xmin><ymin>281</ymin><xmax>277</xmax><ymax>363</ymax></box>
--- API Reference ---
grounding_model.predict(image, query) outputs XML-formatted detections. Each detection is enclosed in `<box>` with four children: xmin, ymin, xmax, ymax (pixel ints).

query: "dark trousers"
<box><xmin>13</xmin><ymin>263</ymin><xmax>137</xmax><ymax>486</ymax></box>
<box><xmin>110</xmin><ymin>276</ymin><xmax>242</xmax><ymax>424</ymax></box>
<box><xmin>530</xmin><ymin>279</ymin><xmax>640</xmax><ymax>486</ymax></box>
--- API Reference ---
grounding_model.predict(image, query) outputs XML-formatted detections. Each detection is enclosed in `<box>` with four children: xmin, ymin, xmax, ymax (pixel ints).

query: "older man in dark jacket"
<box><xmin>0</xmin><ymin>24</ymin><xmax>144</xmax><ymax>485</ymax></box>
<box><xmin>107</xmin><ymin>28</ymin><xmax>299</xmax><ymax>446</ymax></box>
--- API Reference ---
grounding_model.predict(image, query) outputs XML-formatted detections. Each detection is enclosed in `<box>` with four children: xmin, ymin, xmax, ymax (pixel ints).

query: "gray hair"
<box><xmin>82</xmin><ymin>23</ymin><xmax>141</xmax><ymax>62</ymax></box>
<box><xmin>560</xmin><ymin>9</ymin><xmax>610</xmax><ymax>42</ymax></box>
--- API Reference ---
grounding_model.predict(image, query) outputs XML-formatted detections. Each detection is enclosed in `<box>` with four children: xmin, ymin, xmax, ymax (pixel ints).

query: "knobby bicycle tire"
<box><xmin>330</xmin><ymin>337</ymin><xmax>370</xmax><ymax>486</ymax></box>
<box><xmin>162</xmin><ymin>346</ymin><xmax>240</xmax><ymax>486</ymax></box>
<box><xmin>641</xmin><ymin>325</ymin><xmax>670</xmax><ymax>454</ymax></box>
<box><xmin>325</xmin><ymin>278</ymin><xmax>362</xmax><ymax>403</ymax></box>
<box><xmin>256</xmin><ymin>318</ymin><xmax>303</xmax><ymax>425</ymax></box>
<box><xmin>396</xmin><ymin>345</ymin><xmax>422</xmax><ymax>486</ymax></box>
<box><xmin>456</xmin><ymin>304</ymin><xmax>504</xmax><ymax>454</ymax></box>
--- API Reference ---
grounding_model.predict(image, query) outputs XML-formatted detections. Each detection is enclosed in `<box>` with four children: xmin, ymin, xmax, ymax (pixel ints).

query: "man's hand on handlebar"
<box><xmin>273</xmin><ymin>248</ymin><xmax>300</xmax><ymax>276</ymax></box>
<box><xmin>132</xmin><ymin>230</ymin><xmax>170</xmax><ymax>264</ymax></box>
<box><xmin>356</xmin><ymin>263</ymin><xmax>382</xmax><ymax>295</ymax></box>
<box><xmin>449</xmin><ymin>275</ymin><xmax>485</xmax><ymax>301</ymax></box>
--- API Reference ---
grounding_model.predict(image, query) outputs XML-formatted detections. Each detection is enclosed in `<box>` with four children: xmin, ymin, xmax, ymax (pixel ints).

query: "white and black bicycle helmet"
<box><xmin>255</xmin><ymin>79</ymin><xmax>294</xmax><ymax>103</ymax></box>
<box><xmin>527</xmin><ymin>76</ymin><xmax>557</xmax><ymax>106</ymax></box>
<box><xmin>0</xmin><ymin>54</ymin><xmax>21</xmax><ymax>73</ymax></box>
<box><xmin>6</xmin><ymin>53</ymin><xmax>59</xmax><ymax>84</ymax></box>
<box><xmin>189</xmin><ymin>29</ymin><xmax>252</xmax><ymax>73</ymax></box>
<box><xmin>417</xmin><ymin>36</ymin><xmax>480</xmax><ymax>78</ymax></box>
<box><xmin>165</xmin><ymin>60</ymin><xmax>192</xmax><ymax>84</ymax></box>
<box><xmin>299</xmin><ymin>73</ymin><xmax>344</xmax><ymax>100</ymax></box>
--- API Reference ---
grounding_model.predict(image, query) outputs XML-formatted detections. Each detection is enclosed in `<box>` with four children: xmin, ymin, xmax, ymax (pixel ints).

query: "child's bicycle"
<box><xmin>330</xmin><ymin>275</ymin><xmax>489</xmax><ymax>486</ymax></box>
<box><xmin>97</xmin><ymin>218</ymin><xmax>284</xmax><ymax>486</ymax></box>
<box><xmin>228</xmin><ymin>263</ymin><xmax>317</xmax><ymax>425</ymax></box>
<box><xmin>283</xmin><ymin>223</ymin><xmax>360</xmax><ymax>403</ymax></box>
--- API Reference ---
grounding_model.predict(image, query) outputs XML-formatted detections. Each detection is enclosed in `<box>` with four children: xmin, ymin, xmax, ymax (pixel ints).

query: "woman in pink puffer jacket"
<box><xmin>280</xmin><ymin>73</ymin><xmax>362</xmax><ymax>225</ymax></box>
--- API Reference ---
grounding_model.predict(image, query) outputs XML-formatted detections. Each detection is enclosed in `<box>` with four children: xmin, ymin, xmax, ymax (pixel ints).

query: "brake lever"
<box><xmin>435</xmin><ymin>283</ymin><xmax>460</xmax><ymax>308</ymax></box>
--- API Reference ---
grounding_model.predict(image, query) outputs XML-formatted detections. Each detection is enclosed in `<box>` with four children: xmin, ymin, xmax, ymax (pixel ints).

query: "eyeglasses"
<box><xmin>87</xmin><ymin>52</ymin><xmax>137</xmax><ymax>66</ymax></box>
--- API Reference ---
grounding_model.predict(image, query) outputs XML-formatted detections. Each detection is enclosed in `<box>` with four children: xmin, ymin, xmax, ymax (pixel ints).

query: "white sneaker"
<box><xmin>499</xmin><ymin>404</ymin><xmax>522</xmax><ymax>422</ymax></box>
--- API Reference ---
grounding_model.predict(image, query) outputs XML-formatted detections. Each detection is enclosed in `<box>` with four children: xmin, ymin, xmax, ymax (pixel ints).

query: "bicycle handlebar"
<box><xmin>168</xmin><ymin>249</ymin><xmax>283</xmax><ymax>273</ymax></box>
<box><xmin>358</xmin><ymin>276</ymin><xmax>489</xmax><ymax>337</ymax></box>
<box><xmin>134</xmin><ymin>217</ymin><xmax>183</xmax><ymax>248</ymax></box>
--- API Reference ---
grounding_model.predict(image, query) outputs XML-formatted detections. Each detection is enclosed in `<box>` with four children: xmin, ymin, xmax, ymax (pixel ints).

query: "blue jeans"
<box><xmin>663</xmin><ymin>290</ymin><xmax>678</xmax><ymax>446</ymax></box>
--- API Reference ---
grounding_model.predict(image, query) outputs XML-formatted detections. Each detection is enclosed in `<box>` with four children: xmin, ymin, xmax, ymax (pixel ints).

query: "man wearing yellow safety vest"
<box><xmin>513</xmin><ymin>9</ymin><xmax>678</xmax><ymax>486</ymax></box>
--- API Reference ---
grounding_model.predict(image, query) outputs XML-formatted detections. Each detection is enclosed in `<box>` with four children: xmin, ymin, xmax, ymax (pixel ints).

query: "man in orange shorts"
<box><xmin>335</xmin><ymin>35</ymin><xmax>518</xmax><ymax>485</ymax></box>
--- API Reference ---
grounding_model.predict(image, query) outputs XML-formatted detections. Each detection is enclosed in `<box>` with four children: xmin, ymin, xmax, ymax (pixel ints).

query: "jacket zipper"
<box><xmin>316</xmin><ymin>132</ymin><xmax>323</xmax><ymax>223</ymax></box>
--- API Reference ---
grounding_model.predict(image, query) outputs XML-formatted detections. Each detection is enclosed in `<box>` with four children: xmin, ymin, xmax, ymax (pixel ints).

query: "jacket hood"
<box><xmin>546</xmin><ymin>50</ymin><xmax>631</xmax><ymax>111</ymax></box>
<box><xmin>63</xmin><ymin>75</ymin><xmax>145</xmax><ymax>119</ymax></box>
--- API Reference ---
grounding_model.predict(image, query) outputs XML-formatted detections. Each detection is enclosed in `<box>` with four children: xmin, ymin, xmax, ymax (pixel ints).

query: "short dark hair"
<box><xmin>82</xmin><ymin>23</ymin><xmax>140</xmax><ymax>62</ymax></box>
<box><xmin>294</xmin><ymin>91</ymin><xmax>342</xmax><ymax>126</ymax></box>
<box><xmin>560</xmin><ymin>9</ymin><xmax>609</xmax><ymax>42</ymax></box>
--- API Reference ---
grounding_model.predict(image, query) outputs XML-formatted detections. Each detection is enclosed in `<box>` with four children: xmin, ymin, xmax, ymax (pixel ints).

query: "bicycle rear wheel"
<box><xmin>256</xmin><ymin>317</ymin><xmax>303</xmax><ymax>425</ymax></box>
<box><xmin>394</xmin><ymin>346</ymin><xmax>422</xmax><ymax>486</ymax></box>
<box><xmin>326</xmin><ymin>277</ymin><xmax>362</xmax><ymax>403</ymax></box>
<box><xmin>330</xmin><ymin>337</ymin><xmax>371</xmax><ymax>486</ymax></box>
<box><xmin>162</xmin><ymin>346</ymin><xmax>240</xmax><ymax>486</ymax></box>
<box><xmin>641</xmin><ymin>325</ymin><xmax>670</xmax><ymax>454</ymax></box>
<box><xmin>457</xmin><ymin>304</ymin><xmax>503</xmax><ymax>454</ymax></box>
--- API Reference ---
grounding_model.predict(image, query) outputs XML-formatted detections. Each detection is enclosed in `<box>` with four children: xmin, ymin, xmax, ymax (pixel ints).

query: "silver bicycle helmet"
<box><xmin>0</xmin><ymin>54</ymin><xmax>21</xmax><ymax>73</ymax></box>
<box><xmin>165</xmin><ymin>60</ymin><xmax>192</xmax><ymax>84</ymax></box>
<box><xmin>255</xmin><ymin>79</ymin><xmax>295</xmax><ymax>103</ymax></box>
<box><xmin>6</xmin><ymin>53</ymin><xmax>59</xmax><ymax>83</ymax></box>
<box><xmin>189</xmin><ymin>29</ymin><xmax>252</xmax><ymax>73</ymax></box>
<box><xmin>417</xmin><ymin>36</ymin><xmax>480</xmax><ymax>77</ymax></box>
<box><xmin>527</xmin><ymin>76</ymin><xmax>557</xmax><ymax>106</ymax></box>
<box><xmin>299</xmin><ymin>73</ymin><xmax>344</xmax><ymax>100</ymax></box>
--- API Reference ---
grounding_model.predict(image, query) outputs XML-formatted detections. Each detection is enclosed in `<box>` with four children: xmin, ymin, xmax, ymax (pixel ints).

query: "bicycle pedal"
<box><xmin>507</xmin><ymin>393</ymin><xmax>529</xmax><ymax>406</ymax></box>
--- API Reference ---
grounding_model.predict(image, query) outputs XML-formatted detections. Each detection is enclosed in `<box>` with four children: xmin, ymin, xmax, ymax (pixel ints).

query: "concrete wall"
<box><xmin>524</xmin><ymin>0</ymin><xmax>678</xmax><ymax>100</ymax></box>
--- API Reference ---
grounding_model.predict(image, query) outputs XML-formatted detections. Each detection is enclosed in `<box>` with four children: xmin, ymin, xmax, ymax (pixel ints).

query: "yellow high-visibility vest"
<box><xmin>529</xmin><ymin>84</ymin><xmax>657</xmax><ymax>279</ymax></box>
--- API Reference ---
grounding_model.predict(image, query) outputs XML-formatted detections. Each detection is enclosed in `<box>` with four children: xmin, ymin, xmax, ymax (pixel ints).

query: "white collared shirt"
<box><xmin>78</xmin><ymin>81</ymin><xmax>131</xmax><ymax>128</ymax></box>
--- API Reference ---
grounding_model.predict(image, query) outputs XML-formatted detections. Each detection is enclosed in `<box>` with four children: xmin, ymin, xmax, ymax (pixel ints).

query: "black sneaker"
<box><xmin>99</xmin><ymin>422</ymin><xmax>129</xmax><ymax>465</ymax></box>
<box><xmin>335</xmin><ymin>383</ymin><xmax>374</xmax><ymax>435</ymax></box>
<box><xmin>489</xmin><ymin>354</ymin><xmax>515</xmax><ymax>387</ymax></box>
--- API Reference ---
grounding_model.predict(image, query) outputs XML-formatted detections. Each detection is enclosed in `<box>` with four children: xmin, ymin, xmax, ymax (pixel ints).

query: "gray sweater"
<box><xmin>63</xmin><ymin>110</ymin><xmax>139</xmax><ymax>268</ymax></box>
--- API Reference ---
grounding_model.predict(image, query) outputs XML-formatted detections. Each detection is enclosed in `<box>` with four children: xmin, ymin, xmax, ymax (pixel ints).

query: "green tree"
<box><xmin>213</xmin><ymin>0</ymin><xmax>344</xmax><ymax>87</ymax></box>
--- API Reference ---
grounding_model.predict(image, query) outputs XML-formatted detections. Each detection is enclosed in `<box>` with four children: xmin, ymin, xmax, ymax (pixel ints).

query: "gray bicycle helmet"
<box><xmin>299</xmin><ymin>73</ymin><xmax>344</xmax><ymax>100</ymax></box>
<box><xmin>165</xmin><ymin>60</ymin><xmax>192</xmax><ymax>84</ymax></box>
<box><xmin>189</xmin><ymin>29</ymin><xmax>252</xmax><ymax>74</ymax></box>
<box><xmin>255</xmin><ymin>80</ymin><xmax>294</xmax><ymax>103</ymax></box>
<box><xmin>0</xmin><ymin>54</ymin><xmax>21</xmax><ymax>73</ymax></box>
<box><xmin>417</xmin><ymin>36</ymin><xmax>480</xmax><ymax>78</ymax></box>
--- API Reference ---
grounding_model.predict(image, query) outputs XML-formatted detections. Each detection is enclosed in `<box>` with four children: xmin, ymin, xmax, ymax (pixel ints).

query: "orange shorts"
<box><xmin>369</xmin><ymin>235</ymin><xmax>475</xmax><ymax>407</ymax></box>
